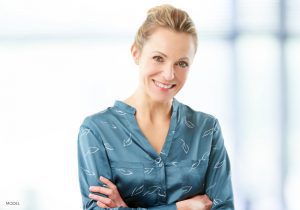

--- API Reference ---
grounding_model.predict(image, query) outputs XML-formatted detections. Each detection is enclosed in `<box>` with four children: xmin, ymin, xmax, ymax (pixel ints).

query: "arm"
<box><xmin>205</xmin><ymin>119</ymin><xmax>234</xmax><ymax>209</ymax></box>
<box><xmin>77</xmin><ymin>117</ymin><xmax>114</xmax><ymax>209</ymax></box>
<box><xmin>77</xmin><ymin>117</ymin><xmax>177</xmax><ymax>210</ymax></box>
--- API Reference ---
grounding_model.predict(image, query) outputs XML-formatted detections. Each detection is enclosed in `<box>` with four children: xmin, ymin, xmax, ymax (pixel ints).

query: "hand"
<box><xmin>89</xmin><ymin>176</ymin><xmax>128</xmax><ymax>208</ymax></box>
<box><xmin>176</xmin><ymin>194</ymin><xmax>212</xmax><ymax>210</ymax></box>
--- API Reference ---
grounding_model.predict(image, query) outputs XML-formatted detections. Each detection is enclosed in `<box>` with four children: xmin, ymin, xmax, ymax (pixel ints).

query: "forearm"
<box><xmin>82</xmin><ymin>202</ymin><xmax>177</xmax><ymax>210</ymax></box>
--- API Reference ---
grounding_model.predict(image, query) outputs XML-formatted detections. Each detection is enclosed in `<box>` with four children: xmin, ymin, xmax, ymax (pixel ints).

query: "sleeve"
<box><xmin>77</xmin><ymin>117</ymin><xmax>178</xmax><ymax>210</ymax></box>
<box><xmin>205</xmin><ymin>119</ymin><xmax>234</xmax><ymax>210</ymax></box>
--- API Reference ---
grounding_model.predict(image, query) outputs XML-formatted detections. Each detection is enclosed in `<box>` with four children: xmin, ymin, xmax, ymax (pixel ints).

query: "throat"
<box><xmin>137</xmin><ymin>119</ymin><xmax>170</xmax><ymax>155</ymax></box>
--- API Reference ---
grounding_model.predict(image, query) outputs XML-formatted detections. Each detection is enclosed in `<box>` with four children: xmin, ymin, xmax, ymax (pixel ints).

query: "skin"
<box><xmin>126</xmin><ymin>27</ymin><xmax>195</xmax><ymax>154</ymax></box>
<box><xmin>89</xmin><ymin>176</ymin><xmax>128</xmax><ymax>208</ymax></box>
<box><xmin>89</xmin><ymin>27</ymin><xmax>212</xmax><ymax>209</ymax></box>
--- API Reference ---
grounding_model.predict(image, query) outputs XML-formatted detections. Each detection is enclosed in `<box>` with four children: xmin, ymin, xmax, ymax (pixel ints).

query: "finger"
<box><xmin>89</xmin><ymin>186</ymin><xmax>112</xmax><ymax>196</ymax></box>
<box><xmin>203</xmin><ymin>194</ymin><xmax>212</xmax><ymax>201</ymax></box>
<box><xmin>89</xmin><ymin>193</ymin><xmax>115</xmax><ymax>207</ymax></box>
<box><xmin>99</xmin><ymin>176</ymin><xmax>117</xmax><ymax>190</ymax></box>
<box><xmin>96</xmin><ymin>201</ymin><xmax>109</xmax><ymax>208</ymax></box>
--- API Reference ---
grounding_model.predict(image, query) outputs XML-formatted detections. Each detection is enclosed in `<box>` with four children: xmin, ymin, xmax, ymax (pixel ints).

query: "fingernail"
<box><xmin>99</xmin><ymin>176</ymin><xmax>103</xmax><ymax>180</ymax></box>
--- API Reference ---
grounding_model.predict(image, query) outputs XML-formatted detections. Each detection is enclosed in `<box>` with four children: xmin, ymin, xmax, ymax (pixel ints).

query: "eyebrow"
<box><xmin>152</xmin><ymin>51</ymin><xmax>190</xmax><ymax>61</ymax></box>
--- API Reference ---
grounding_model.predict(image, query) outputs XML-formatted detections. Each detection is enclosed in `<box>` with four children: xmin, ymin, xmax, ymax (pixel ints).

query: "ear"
<box><xmin>131</xmin><ymin>44</ymin><xmax>140</xmax><ymax>65</ymax></box>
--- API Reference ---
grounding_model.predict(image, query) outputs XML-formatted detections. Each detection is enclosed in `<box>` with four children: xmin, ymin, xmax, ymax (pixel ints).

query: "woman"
<box><xmin>78</xmin><ymin>4</ymin><xmax>234</xmax><ymax>210</ymax></box>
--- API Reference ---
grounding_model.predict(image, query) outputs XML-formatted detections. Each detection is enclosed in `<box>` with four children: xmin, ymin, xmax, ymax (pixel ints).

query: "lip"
<box><xmin>152</xmin><ymin>79</ymin><xmax>176</xmax><ymax>90</ymax></box>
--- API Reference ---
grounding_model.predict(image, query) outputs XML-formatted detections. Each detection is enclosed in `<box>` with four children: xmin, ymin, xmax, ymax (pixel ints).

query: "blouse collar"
<box><xmin>113</xmin><ymin>97</ymin><xmax>179</xmax><ymax>115</ymax></box>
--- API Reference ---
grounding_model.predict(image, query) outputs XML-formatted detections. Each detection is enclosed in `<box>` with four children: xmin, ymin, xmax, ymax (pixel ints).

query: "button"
<box><xmin>158</xmin><ymin>162</ymin><xmax>163</xmax><ymax>167</ymax></box>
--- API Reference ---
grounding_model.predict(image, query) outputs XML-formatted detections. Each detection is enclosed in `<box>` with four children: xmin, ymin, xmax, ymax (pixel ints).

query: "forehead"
<box><xmin>142</xmin><ymin>27</ymin><xmax>195</xmax><ymax>57</ymax></box>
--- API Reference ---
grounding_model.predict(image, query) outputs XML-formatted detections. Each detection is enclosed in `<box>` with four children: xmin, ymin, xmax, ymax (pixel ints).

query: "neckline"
<box><xmin>113</xmin><ymin>97</ymin><xmax>179</xmax><ymax>115</ymax></box>
<box><xmin>113</xmin><ymin>98</ymin><xmax>180</xmax><ymax>159</ymax></box>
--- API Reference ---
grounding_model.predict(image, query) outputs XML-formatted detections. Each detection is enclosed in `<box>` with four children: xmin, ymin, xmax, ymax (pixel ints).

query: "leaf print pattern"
<box><xmin>143</xmin><ymin>186</ymin><xmax>160</xmax><ymax>196</ymax></box>
<box><xmin>117</xmin><ymin>168</ymin><xmax>133</xmax><ymax>175</ymax></box>
<box><xmin>181</xmin><ymin>186</ymin><xmax>192</xmax><ymax>194</ymax></box>
<box><xmin>171</xmin><ymin>161</ymin><xmax>178</xmax><ymax>166</ymax></box>
<box><xmin>142</xmin><ymin>191</ymin><xmax>150</xmax><ymax>197</ymax></box>
<box><xmin>84</xmin><ymin>147</ymin><xmax>99</xmax><ymax>156</ymax></box>
<box><xmin>201</xmin><ymin>151</ymin><xmax>210</xmax><ymax>161</ymax></box>
<box><xmin>206</xmin><ymin>182</ymin><xmax>216</xmax><ymax>193</ymax></box>
<box><xmin>213</xmin><ymin>199</ymin><xmax>223</xmax><ymax>206</ymax></box>
<box><xmin>182</xmin><ymin>143</ymin><xmax>189</xmax><ymax>154</ymax></box>
<box><xmin>104</xmin><ymin>143</ymin><xmax>114</xmax><ymax>150</ymax></box>
<box><xmin>160</xmin><ymin>151</ymin><xmax>167</xmax><ymax>156</ymax></box>
<box><xmin>158</xmin><ymin>189</ymin><xmax>166</xmax><ymax>197</ymax></box>
<box><xmin>144</xmin><ymin>168</ymin><xmax>154</xmax><ymax>175</ymax></box>
<box><xmin>79</xmin><ymin>128</ymin><xmax>90</xmax><ymax>136</ymax></box>
<box><xmin>81</xmin><ymin>167</ymin><xmax>95</xmax><ymax>176</ymax></box>
<box><xmin>214</xmin><ymin>160</ymin><xmax>225</xmax><ymax>168</ymax></box>
<box><xmin>184</xmin><ymin>117</ymin><xmax>195</xmax><ymax>128</ymax></box>
<box><xmin>131</xmin><ymin>185</ymin><xmax>144</xmax><ymax>196</ymax></box>
<box><xmin>189</xmin><ymin>151</ymin><xmax>210</xmax><ymax>171</ymax></box>
<box><xmin>189</xmin><ymin>160</ymin><xmax>201</xmax><ymax>171</ymax></box>
<box><xmin>78</xmin><ymin>100</ymin><xmax>234</xmax><ymax>208</ymax></box>
<box><xmin>178</xmin><ymin>139</ymin><xmax>189</xmax><ymax>154</ymax></box>
<box><xmin>202</xmin><ymin>128</ymin><xmax>214</xmax><ymax>137</ymax></box>
<box><xmin>212</xmin><ymin>145</ymin><xmax>218</xmax><ymax>150</ymax></box>
<box><xmin>114</xmin><ymin>109</ymin><xmax>126</xmax><ymax>115</ymax></box>
<box><xmin>123</xmin><ymin>133</ymin><xmax>132</xmax><ymax>147</ymax></box>
<box><xmin>100</xmin><ymin>121</ymin><xmax>117</xmax><ymax>129</ymax></box>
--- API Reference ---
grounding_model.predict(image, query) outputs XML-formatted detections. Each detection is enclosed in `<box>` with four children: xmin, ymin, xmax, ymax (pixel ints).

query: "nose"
<box><xmin>162</xmin><ymin>64</ymin><xmax>175</xmax><ymax>81</ymax></box>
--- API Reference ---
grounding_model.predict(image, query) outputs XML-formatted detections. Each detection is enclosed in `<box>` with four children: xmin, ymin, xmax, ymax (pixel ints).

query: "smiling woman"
<box><xmin>131</xmin><ymin>27</ymin><xmax>195</xmax><ymax>105</ymax></box>
<box><xmin>77</xmin><ymin>4</ymin><xmax>234</xmax><ymax>210</ymax></box>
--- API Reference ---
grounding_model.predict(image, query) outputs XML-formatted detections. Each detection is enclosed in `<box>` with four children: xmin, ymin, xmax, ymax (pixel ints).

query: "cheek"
<box><xmin>176</xmin><ymin>70</ymin><xmax>189</xmax><ymax>83</ymax></box>
<box><xmin>140</xmin><ymin>61</ymin><xmax>159</xmax><ymax>76</ymax></box>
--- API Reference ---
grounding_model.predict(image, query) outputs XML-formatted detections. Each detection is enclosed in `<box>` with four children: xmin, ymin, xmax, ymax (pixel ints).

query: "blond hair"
<box><xmin>134</xmin><ymin>4</ymin><xmax>198</xmax><ymax>52</ymax></box>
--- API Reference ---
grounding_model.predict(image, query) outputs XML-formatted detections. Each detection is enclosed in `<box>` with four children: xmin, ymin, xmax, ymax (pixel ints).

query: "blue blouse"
<box><xmin>77</xmin><ymin>98</ymin><xmax>234</xmax><ymax>209</ymax></box>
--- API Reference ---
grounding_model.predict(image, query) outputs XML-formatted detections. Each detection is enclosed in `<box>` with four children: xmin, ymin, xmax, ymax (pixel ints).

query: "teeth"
<box><xmin>154</xmin><ymin>80</ymin><xmax>174</xmax><ymax>89</ymax></box>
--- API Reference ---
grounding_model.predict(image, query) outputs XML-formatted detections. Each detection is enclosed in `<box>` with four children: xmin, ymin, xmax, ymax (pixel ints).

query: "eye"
<box><xmin>153</xmin><ymin>56</ymin><xmax>164</xmax><ymax>63</ymax></box>
<box><xmin>177</xmin><ymin>61</ymin><xmax>189</xmax><ymax>68</ymax></box>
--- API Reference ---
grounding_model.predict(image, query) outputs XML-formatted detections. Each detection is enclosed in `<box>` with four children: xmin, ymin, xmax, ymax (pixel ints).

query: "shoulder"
<box><xmin>80</xmin><ymin>106</ymin><xmax>118</xmax><ymax>135</ymax></box>
<box><xmin>177</xmin><ymin>100</ymin><xmax>219</xmax><ymax>127</ymax></box>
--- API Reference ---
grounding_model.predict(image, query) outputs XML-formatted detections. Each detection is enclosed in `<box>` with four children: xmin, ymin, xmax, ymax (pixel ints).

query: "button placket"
<box><xmin>154</xmin><ymin>156</ymin><xmax>167</xmax><ymax>203</ymax></box>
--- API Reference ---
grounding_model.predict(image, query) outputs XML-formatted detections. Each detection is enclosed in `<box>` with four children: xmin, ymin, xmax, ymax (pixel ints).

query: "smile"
<box><xmin>153</xmin><ymin>80</ymin><xmax>176</xmax><ymax>89</ymax></box>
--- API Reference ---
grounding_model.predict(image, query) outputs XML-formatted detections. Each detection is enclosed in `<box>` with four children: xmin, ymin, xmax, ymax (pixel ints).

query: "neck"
<box><xmin>124</xmin><ymin>90</ymin><xmax>173</xmax><ymax>123</ymax></box>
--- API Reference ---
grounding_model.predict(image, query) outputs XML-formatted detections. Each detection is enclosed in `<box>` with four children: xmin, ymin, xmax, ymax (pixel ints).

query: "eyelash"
<box><xmin>177</xmin><ymin>61</ymin><xmax>189</xmax><ymax>68</ymax></box>
<box><xmin>153</xmin><ymin>56</ymin><xmax>189</xmax><ymax>68</ymax></box>
<box><xmin>153</xmin><ymin>56</ymin><xmax>164</xmax><ymax>63</ymax></box>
